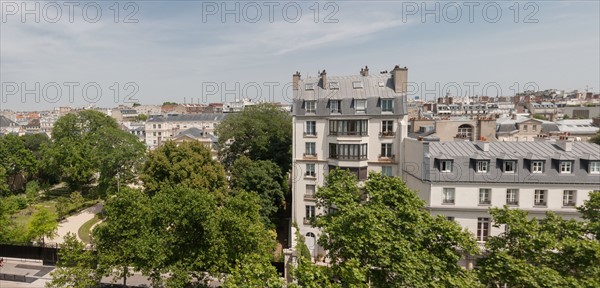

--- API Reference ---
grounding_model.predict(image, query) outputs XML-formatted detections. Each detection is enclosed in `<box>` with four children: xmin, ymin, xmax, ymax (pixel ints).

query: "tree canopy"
<box><xmin>476</xmin><ymin>206</ymin><xmax>600</xmax><ymax>287</ymax></box>
<box><xmin>215</xmin><ymin>103</ymin><xmax>292</xmax><ymax>173</ymax></box>
<box><xmin>313</xmin><ymin>170</ymin><xmax>480</xmax><ymax>286</ymax></box>
<box><xmin>140</xmin><ymin>140</ymin><xmax>227</xmax><ymax>197</ymax></box>
<box><xmin>47</xmin><ymin>233</ymin><xmax>100</xmax><ymax>288</ymax></box>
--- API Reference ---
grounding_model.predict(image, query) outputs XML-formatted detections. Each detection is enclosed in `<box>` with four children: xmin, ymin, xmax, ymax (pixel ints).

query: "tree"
<box><xmin>216</xmin><ymin>103</ymin><xmax>292</xmax><ymax>172</ymax></box>
<box><xmin>93</xmin><ymin>187</ymin><xmax>153</xmax><ymax>286</ymax></box>
<box><xmin>230</xmin><ymin>156</ymin><xmax>285</xmax><ymax>228</ymax></box>
<box><xmin>47</xmin><ymin>233</ymin><xmax>100</xmax><ymax>288</ymax></box>
<box><xmin>476</xmin><ymin>207</ymin><xmax>600</xmax><ymax>287</ymax></box>
<box><xmin>578</xmin><ymin>190</ymin><xmax>600</xmax><ymax>239</ymax></box>
<box><xmin>314</xmin><ymin>170</ymin><xmax>480</xmax><ymax>286</ymax></box>
<box><xmin>222</xmin><ymin>253</ymin><xmax>284</xmax><ymax>288</ymax></box>
<box><xmin>140</xmin><ymin>141</ymin><xmax>227</xmax><ymax>197</ymax></box>
<box><xmin>590</xmin><ymin>131</ymin><xmax>600</xmax><ymax>145</ymax></box>
<box><xmin>135</xmin><ymin>114</ymin><xmax>148</xmax><ymax>121</ymax></box>
<box><xmin>290</xmin><ymin>228</ymin><xmax>340</xmax><ymax>288</ymax></box>
<box><xmin>0</xmin><ymin>134</ymin><xmax>38</xmax><ymax>193</ymax></box>
<box><xmin>27</xmin><ymin>207</ymin><xmax>58</xmax><ymax>246</ymax></box>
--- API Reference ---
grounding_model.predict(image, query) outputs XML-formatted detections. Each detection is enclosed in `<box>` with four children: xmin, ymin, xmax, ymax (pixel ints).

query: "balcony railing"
<box><xmin>479</xmin><ymin>200</ymin><xmax>491</xmax><ymax>205</ymax></box>
<box><xmin>506</xmin><ymin>201</ymin><xmax>519</xmax><ymax>206</ymax></box>
<box><xmin>303</xmin><ymin>217</ymin><xmax>315</xmax><ymax>225</ymax></box>
<box><xmin>329</xmin><ymin>131</ymin><xmax>368</xmax><ymax>136</ymax></box>
<box><xmin>305</xmin><ymin>172</ymin><xmax>316</xmax><ymax>177</ymax></box>
<box><xmin>304</xmin><ymin>194</ymin><xmax>316</xmax><ymax>200</ymax></box>
<box><xmin>378</xmin><ymin>154</ymin><xmax>395</xmax><ymax>161</ymax></box>
<box><xmin>329</xmin><ymin>155</ymin><xmax>368</xmax><ymax>161</ymax></box>
<box><xmin>535</xmin><ymin>201</ymin><xmax>547</xmax><ymax>206</ymax></box>
<box><xmin>303</xmin><ymin>153</ymin><xmax>318</xmax><ymax>158</ymax></box>
<box><xmin>563</xmin><ymin>202</ymin><xmax>575</xmax><ymax>207</ymax></box>
<box><xmin>304</xmin><ymin>132</ymin><xmax>317</xmax><ymax>137</ymax></box>
<box><xmin>379</xmin><ymin>131</ymin><xmax>395</xmax><ymax>137</ymax></box>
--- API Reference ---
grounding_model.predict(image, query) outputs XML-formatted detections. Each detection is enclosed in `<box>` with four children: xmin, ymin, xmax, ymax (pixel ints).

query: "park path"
<box><xmin>48</xmin><ymin>203</ymin><xmax>103</xmax><ymax>245</ymax></box>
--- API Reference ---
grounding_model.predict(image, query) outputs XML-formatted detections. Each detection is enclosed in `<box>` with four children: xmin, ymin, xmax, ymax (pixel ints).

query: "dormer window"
<box><xmin>503</xmin><ymin>161</ymin><xmax>516</xmax><ymax>173</ymax></box>
<box><xmin>378</xmin><ymin>81</ymin><xmax>385</xmax><ymax>87</ymax></box>
<box><xmin>330</xmin><ymin>100</ymin><xmax>341</xmax><ymax>113</ymax></box>
<box><xmin>559</xmin><ymin>161</ymin><xmax>572</xmax><ymax>174</ymax></box>
<box><xmin>589</xmin><ymin>161</ymin><xmax>600</xmax><ymax>174</ymax></box>
<box><xmin>352</xmin><ymin>81</ymin><xmax>364</xmax><ymax>89</ymax></box>
<box><xmin>305</xmin><ymin>83</ymin><xmax>315</xmax><ymax>90</ymax></box>
<box><xmin>355</xmin><ymin>99</ymin><xmax>366</xmax><ymax>113</ymax></box>
<box><xmin>476</xmin><ymin>161</ymin><xmax>488</xmax><ymax>173</ymax></box>
<box><xmin>329</xmin><ymin>82</ymin><xmax>339</xmax><ymax>89</ymax></box>
<box><xmin>305</xmin><ymin>100</ymin><xmax>316</xmax><ymax>113</ymax></box>
<box><xmin>441</xmin><ymin>160</ymin><xmax>453</xmax><ymax>172</ymax></box>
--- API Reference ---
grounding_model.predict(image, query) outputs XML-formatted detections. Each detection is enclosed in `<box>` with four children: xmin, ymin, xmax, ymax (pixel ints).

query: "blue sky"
<box><xmin>1</xmin><ymin>1</ymin><xmax>599</xmax><ymax>111</ymax></box>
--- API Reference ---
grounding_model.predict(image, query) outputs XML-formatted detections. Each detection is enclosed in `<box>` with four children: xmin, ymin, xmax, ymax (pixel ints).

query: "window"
<box><xmin>305</xmin><ymin>164</ymin><xmax>316</xmax><ymax>177</ymax></box>
<box><xmin>305</xmin><ymin>121</ymin><xmax>316</xmax><ymax>136</ymax></box>
<box><xmin>523</xmin><ymin>125</ymin><xmax>528</xmax><ymax>132</ymax></box>
<box><xmin>352</xmin><ymin>81</ymin><xmax>363</xmax><ymax>89</ymax></box>
<box><xmin>446</xmin><ymin>216</ymin><xmax>455</xmax><ymax>221</ymax></box>
<box><xmin>504</xmin><ymin>161</ymin><xmax>516</xmax><ymax>173</ymax></box>
<box><xmin>305</xmin><ymin>142</ymin><xmax>316</xmax><ymax>156</ymax></box>
<box><xmin>305</xmin><ymin>83</ymin><xmax>315</xmax><ymax>90</ymax></box>
<box><xmin>329</xmin><ymin>165</ymin><xmax>368</xmax><ymax>181</ymax></box>
<box><xmin>305</xmin><ymin>101</ymin><xmax>316</xmax><ymax>113</ymax></box>
<box><xmin>441</xmin><ymin>160</ymin><xmax>453</xmax><ymax>172</ymax></box>
<box><xmin>380</xmin><ymin>143</ymin><xmax>393</xmax><ymax>158</ymax></box>
<box><xmin>533</xmin><ymin>124</ymin><xmax>537</xmax><ymax>131</ymax></box>
<box><xmin>506</xmin><ymin>189</ymin><xmax>519</xmax><ymax>205</ymax></box>
<box><xmin>330</xmin><ymin>100</ymin><xmax>341</xmax><ymax>113</ymax></box>
<box><xmin>477</xmin><ymin>217</ymin><xmax>490</xmax><ymax>241</ymax></box>
<box><xmin>153</xmin><ymin>132</ymin><xmax>156</xmax><ymax>136</ymax></box>
<box><xmin>329</xmin><ymin>143</ymin><xmax>368</xmax><ymax>160</ymax></box>
<box><xmin>382</xmin><ymin>166</ymin><xmax>392</xmax><ymax>177</ymax></box>
<box><xmin>590</xmin><ymin>161</ymin><xmax>600</xmax><ymax>174</ymax></box>
<box><xmin>563</xmin><ymin>190</ymin><xmax>576</xmax><ymax>206</ymax></box>
<box><xmin>457</xmin><ymin>124</ymin><xmax>473</xmax><ymax>140</ymax></box>
<box><xmin>153</xmin><ymin>124</ymin><xmax>156</xmax><ymax>129</ymax></box>
<box><xmin>381</xmin><ymin>120</ymin><xmax>394</xmax><ymax>136</ymax></box>
<box><xmin>560</xmin><ymin>161</ymin><xmax>572</xmax><ymax>173</ymax></box>
<box><xmin>381</xmin><ymin>99</ymin><xmax>393</xmax><ymax>112</ymax></box>
<box><xmin>476</xmin><ymin>161</ymin><xmax>488</xmax><ymax>173</ymax></box>
<box><xmin>305</xmin><ymin>184</ymin><xmax>316</xmax><ymax>198</ymax></box>
<box><xmin>534</xmin><ymin>190</ymin><xmax>547</xmax><ymax>206</ymax></box>
<box><xmin>329</xmin><ymin>120</ymin><xmax>368</xmax><ymax>136</ymax></box>
<box><xmin>305</xmin><ymin>205</ymin><xmax>316</xmax><ymax>223</ymax></box>
<box><xmin>479</xmin><ymin>188</ymin><xmax>491</xmax><ymax>205</ymax></box>
<box><xmin>158</xmin><ymin>124</ymin><xmax>161</xmax><ymax>129</ymax></box>
<box><xmin>532</xmin><ymin>161</ymin><xmax>544</xmax><ymax>173</ymax></box>
<box><xmin>329</xmin><ymin>82</ymin><xmax>339</xmax><ymax>89</ymax></box>
<box><xmin>355</xmin><ymin>99</ymin><xmax>366</xmax><ymax>112</ymax></box>
<box><xmin>158</xmin><ymin>132</ymin><xmax>161</xmax><ymax>136</ymax></box>
<box><xmin>442</xmin><ymin>188</ymin><xmax>455</xmax><ymax>204</ymax></box>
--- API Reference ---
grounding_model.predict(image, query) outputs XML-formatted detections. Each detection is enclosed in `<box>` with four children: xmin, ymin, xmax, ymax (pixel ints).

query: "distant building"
<box><xmin>145</xmin><ymin>113</ymin><xmax>227</xmax><ymax>149</ymax></box>
<box><xmin>172</xmin><ymin>127</ymin><xmax>219</xmax><ymax>159</ymax></box>
<box><xmin>409</xmin><ymin>118</ymin><xmax>497</xmax><ymax>142</ymax></box>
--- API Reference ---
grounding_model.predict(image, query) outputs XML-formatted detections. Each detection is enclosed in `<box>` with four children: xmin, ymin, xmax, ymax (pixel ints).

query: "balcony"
<box><xmin>303</xmin><ymin>217</ymin><xmax>315</xmax><ymax>225</ymax></box>
<box><xmin>303</xmin><ymin>132</ymin><xmax>318</xmax><ymax>137</ymax></box>
<box><xmin>329</xmin><ymin>131</ymin><xmax>368</xmax><ymax>136</ymax></box>
<box><xmin>379</xmin><ymin>131</ymin><xmax>395</xmax><ymax>137</ymax></box>
<box><xmin>303</xmin><ymin>153</ymin><xmax>318</xmax><ymax>159</ymax></box>
<box><xmin>377</xmin><ymin>154</ymin><xmax>395</xmax><ymax>162</ymax></box>
<box><xmin>329</xmin><ymin>155</ymin><xmax>368</xmax><ymax>161</ymax></box>
<box><xmin>563</xmin><ymin>202</ymin><xmax>575</xmax><ymax>207</ymax></box>
<box><xmin>304</xmin><ymin>172</ymin><xmax>316</xmax><ymax>178</ymax></box>
<box><xmin>478</xmin><ymin>200</ymin><xmax>491</xmax><ymax>205</ymax></box>
<box><xmin>506</xmin><ymin>201</ymin><xmax>519</xmax><ymax>206</ymax></box>
<box><xmin>304</xmin><ymin>194</ymin><xmax>316</xmax><ymax>200</ymax></box>
<box><xmin>534</xmin><ymin>201</ymin><xmax>547</xmax><ymax>207</ymax></box>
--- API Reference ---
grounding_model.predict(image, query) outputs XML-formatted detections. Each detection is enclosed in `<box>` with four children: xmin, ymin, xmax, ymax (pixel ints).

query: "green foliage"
<box><xmin>222</xmin><ymin>253</ymin><xmax>284</xmax><ymax>288</ymax></box>
<box><xmin>0</xmin><ymin>134</ymin><xmax>38</xmax><ymax>193</ymax></box>
<box><xmin>290</xmin><ymin>228</ymin><xmax>339</xmax><ymax>288</ymax></box>
<box><xmin>476</xmin><ymin>207</ymin><xmax>600</xmax><ymax>287</ymax></box>
<box><xmin>314</xmin><ymin>170</ymin><xmax>480</xmax><ymax>286</ymax></box>
<box><xmin>25</xmin><ymin>181</ymin><xmax>40</xmax><ymax>204</ymax></box>
<box><xmin>45</xmin><ymin>110</ymin><xmax>145</xmax><ymax>194</ymax></box>
<box><xmin>27</xmin><ymin>207</ymin><xmax>58</xmax><ymax>245</ymax></box>
<box><xmin>132</xmin><ymin>102</ymin><xmax>141</xmax><ymax>107</ymax></box>
<box><xmin>590</xmin><ymin>131</ymin><xmax>600</xmax><ymax>145</ymax></box>
<box><xmin>140</xmin><ymin>141</ymin><xmax>227</xmax><ymax>197</ymax></box>
<box><xmin>135</xmin><ymin>114</ymin><xmax>148</xmax><ymax>121</ymax></box>
<box><xmin>230</xmin><ymin>156</ymin><xmax>285</xmax><ymax>228</ymax></box>
<box><xmin>93</xmin><ymin>187</ymin><xmax>153</xmax><ymax>286</ymax></box>
<box><xmin>578</xmin><ymin>190</ymin><xmax>600</xmax><ymax>239</ymax></box>
<box><xmin>162</xmin><ymin>101</ymin><xmax>178</xmax><ymax>105</ymax></box>
<box><xmin>216</xmin><ymin>103</ymin><xmax>292</xmax><ymax>172</ymax></box>
<box><xmin>532</xmin><ymin>114</ymin><xmax>547</xmax><ymax>120</ymax></box>
<box><xmin>47</xmin><ymin>233</ymin><xmax>101</xmax><ymax>288</ymax></box>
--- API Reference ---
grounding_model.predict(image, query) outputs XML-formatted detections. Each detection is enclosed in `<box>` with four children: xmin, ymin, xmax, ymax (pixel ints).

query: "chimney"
<box><xmin>292</xmin><ymin>71</ymin><xmax>301</xmax><ymax>91</ymax></box>
<box><xmin>391</xmin><ymin>65</ymin><xmax>408</xmax><ymax>93</ymax></box>
<box><xmin>558</xmin><ymin>140</ymin><xmax>573</xmax><ymax>152</ymax></box>
<box><xmin>512</xmin><ymin>114</ymin><xmax>517</xmax><ymax>120</ymax></box>
<box><xmin>320</xmin><ymin>70</ymin><xmax>327</xmax><ymax>90</ymax></box>
<box><xmin>477</xmin><ymin>142</ymin><xmax>490</xmax><ymax>152</ymax></box>
<box><xmin>363</xmin><ymin>65</ymin><xmax>369</xmax><ymax>76</ymax></box>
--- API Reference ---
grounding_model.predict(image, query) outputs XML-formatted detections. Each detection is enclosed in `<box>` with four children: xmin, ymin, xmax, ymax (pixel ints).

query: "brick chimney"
<box><xmin>293</xmin><ymin>71</ymin><xmax>301</xmax><ymax>91</ymax></box>
<box><xmin>391</xmin><ymin>65</ymin><xmax>408</xmax><ymax>93</ymax></box>
<box><xmin>360</xmin><ymin>65</ymin><xmax>369</xmax><ymax>76</ymax></box>
<box><xmin>320</xmin><ymin>70</ymin><xmax>327</xmax><ymax>90</ymax></box>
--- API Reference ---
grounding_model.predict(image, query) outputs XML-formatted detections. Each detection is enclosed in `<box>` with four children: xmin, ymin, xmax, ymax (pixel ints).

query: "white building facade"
<box><xmin>145</xmin><ymin>114</ymin><xmax>227</xmax><ymax>149</ymax></box>
<box><xmin>291</xmin><ymin>66</ymin><xmax>409</xmax><ymax>257</ymax></box>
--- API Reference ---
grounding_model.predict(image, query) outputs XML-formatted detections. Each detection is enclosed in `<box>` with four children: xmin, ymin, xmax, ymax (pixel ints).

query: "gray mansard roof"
<box><xmin>293</xmin><ymin>74</ymin><xmax>407</xmax><ymax>117</ymax></box>
<box><xmin>417</xmin><ymin>141</ymin><xmax>600</xmax><ymax>184</ymax></box>
<box><xmin>147</xmin><ymin>113</ymin><xmax>227</xmax><ymax>123</ymax></box>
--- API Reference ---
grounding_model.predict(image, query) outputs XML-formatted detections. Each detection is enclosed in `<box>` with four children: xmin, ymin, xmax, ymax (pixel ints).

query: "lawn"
<box><xmin>78</xmin><ymin>214</ymin><xmax>102</xmax><ymax>244</ymax></box>
<box><xmin>12</xmin><ymin>199</ymin><xmax>58</xmax><ymax>227</ymax></box>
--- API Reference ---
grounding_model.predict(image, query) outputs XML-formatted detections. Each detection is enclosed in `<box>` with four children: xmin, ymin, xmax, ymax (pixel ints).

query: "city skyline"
<box><xmin>1</xmin><ymin>1</ymin><xmax>599</xmax><ymax>111</ymax></box>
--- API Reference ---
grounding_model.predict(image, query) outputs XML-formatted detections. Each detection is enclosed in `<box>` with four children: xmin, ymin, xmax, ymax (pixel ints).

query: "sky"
<box><xmin>1</xmin><ymin>0</ymin><xmax>599</xmax><ymax>111</ymax></box>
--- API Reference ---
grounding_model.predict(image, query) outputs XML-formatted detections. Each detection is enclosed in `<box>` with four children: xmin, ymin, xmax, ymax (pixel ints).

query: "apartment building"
<box><xmin>291</xmin><ymin>65</ymin><xmax>409</xmax><ymax>257</ymax></box>
<box><xmin>145</xmin><ymin>113</ymin><xmax>227</xmax><ymax>149</ymax></box>
<box><xmin>403</xmin><ymin>139</ymin><xmax>600</xmax><ymax>248</ymax></box>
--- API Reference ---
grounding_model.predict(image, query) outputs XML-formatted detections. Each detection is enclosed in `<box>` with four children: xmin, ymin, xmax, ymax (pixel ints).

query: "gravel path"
<box><xmin>47</xmin><ymin>203</ymin><xmax>103</xmax><ymax>245</ymax></box>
